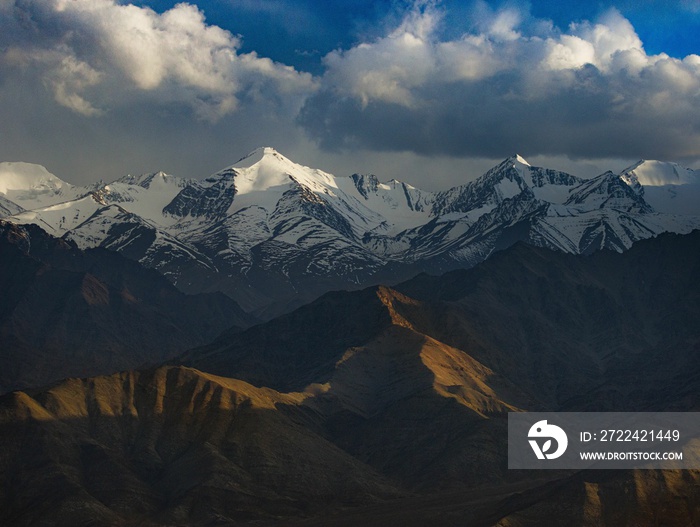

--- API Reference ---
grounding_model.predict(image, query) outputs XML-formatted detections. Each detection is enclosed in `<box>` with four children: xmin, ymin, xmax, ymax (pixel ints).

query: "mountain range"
<box><xmin>1</xmin><ymin>230</ymin><xmax>699</xmax><ymax>526</ymax></box>
<box><xmin>1</xmin><ymin>149</ymin><xmax>698</xmax><ymax>316</ymax></box>
<box><xmin>2</xmin><ymin>149</ymin><xmax>700</xmax><ymax>525</ymax></box>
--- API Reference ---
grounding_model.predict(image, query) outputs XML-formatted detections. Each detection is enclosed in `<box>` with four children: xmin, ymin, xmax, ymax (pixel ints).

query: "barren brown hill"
<box><xmin>182</xmin><ymin>230</ymin><xmax>700</xmax><ymax>412</ymax></box>
<box><xmin>4</xmin><ymin>356</ymin><xmax>700</xmax><ymax>525</ymax></box>
<box><xmin>0</xmin><ymin>366</ymin><xmax>402</xmax><ymax>526</ymax></box>
<box><xmin>180</xmin><ymin>230</ymin><xmax>700</xmax><ymax>524</ymax></box>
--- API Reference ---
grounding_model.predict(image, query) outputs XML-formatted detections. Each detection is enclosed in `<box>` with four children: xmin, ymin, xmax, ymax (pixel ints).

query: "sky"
<box><xmin>1</xmin><ymin>0</ymin><xmax>699</xmax><ymax>190</ymax></box>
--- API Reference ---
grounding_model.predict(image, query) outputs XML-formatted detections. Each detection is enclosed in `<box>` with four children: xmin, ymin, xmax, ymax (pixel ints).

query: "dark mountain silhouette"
<box><xmin>1</xmin><ymin>230</ymin><xmax>700</xmax><ymax>525</ymax></box>
<box><xmin>0</xmin><ymin>366</ymin><xmax>401</xmax><ymax>526</ymax></box>
<box><xmin>183</xmin><ymin>230</ymin><xmax>700</xmax><ymax>413</ymax></box>
<box><xmin>0</xmin><ymin>221</ymin><xmax>255</xmax><ymax>394</ymax></box>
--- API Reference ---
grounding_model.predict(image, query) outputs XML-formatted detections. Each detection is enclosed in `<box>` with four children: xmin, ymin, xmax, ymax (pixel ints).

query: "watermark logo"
<box><xmin>528</xmin><ymin>419</ymin><xmax>568</xmax><ymax>460</ymax></box>
<box><xmin>509</xmin><ymin>412</ymin><xmax>700</xmax><ymax>469</ymax></box>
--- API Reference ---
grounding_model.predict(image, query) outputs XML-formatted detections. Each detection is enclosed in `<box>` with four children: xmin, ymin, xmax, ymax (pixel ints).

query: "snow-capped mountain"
<box><xmin>564</xmin><ymin>171</ymin><xmax>652</xmax><ymax>213</ymax></box>
<box><xmin>101</xmin><ymin>171</ymin><xmax>193</xmax><ymax>227</ymax></box>
<box><xmin>432</xmin><ymin>155</ymin><xmax>583</xmax><ymax>217</ymax></box>
<box><xmin>620</xmin><ymin>160</ymin><xmax>700</xmax><ymax>215</ymax></box>
<box><xmin>621</xmin><ymin>159</ymin><xmax>700</xmax><ymax>187</ymax></box>
<box><xmin>1</xmin><ymin>148</ymin><xmax>699</xmax><ymax>315</ymax></box>
<box><xmin>0</xmin><ymin>161</ymin><xmax>90</xmax><ymax>210</ymax></box>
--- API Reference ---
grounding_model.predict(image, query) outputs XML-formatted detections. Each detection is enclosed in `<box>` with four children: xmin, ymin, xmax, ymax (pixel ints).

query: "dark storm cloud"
<box><xmin>298</xmin><ymin>3</ymin><xmax>700</xmax><ymax>163</ymax></box>
<box><xmin>299</xmin><ymin>65</ymin><xmax>700</xmax><ymax>161</ymax></box>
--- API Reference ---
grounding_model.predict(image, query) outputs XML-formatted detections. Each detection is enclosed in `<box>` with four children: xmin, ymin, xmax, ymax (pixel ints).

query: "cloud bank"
<box><xmin>0</xmin><ymin>0</ymin><xmax>699</xmax><ymax>185</ymax></box>
<box><xmin>2</xmin><ymin>0</ymin><xmax>315</xmax><ymax>120</ymax></box>
<box><xmin>299</xmin><ymin>2</ymin><xmax>700</xmax><ymax>161</ymax></box>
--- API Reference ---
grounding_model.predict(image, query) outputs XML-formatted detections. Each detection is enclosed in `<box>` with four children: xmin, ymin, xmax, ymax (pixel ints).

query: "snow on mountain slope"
<box><xmin>640</xmin><ymin>186</ymin><xmax>700</xmax><ymax>215</ymax></box>
<box><xmin>432</xmin><ymin>156</ymin><xmax>583</xmax><ymax>220</ymax></box>
<box><xmin>439</xmin><ymin>194</ymin><xmax>699</xmax><ymax>264</ymax></box>
<box><xmin>621</xmin><ymin>160</ymin><xmax>700</xmax><ymax>187</ymax></box>
<box><xmin>164</xmin><ymin>147</ymin><xmax>345</xmax><ymax>220</ymax></box>
<box><xmin>0</xmin><ymin>195</ymin><xmax>23</xmax><ymax>217</ymax></box>
<box><xmin>536</xmin><ymin>209</ymin><xmax>695</xmax><ymax>255</ymax></box>
<box><xmin>419</xmin><ymin>163</ymin><xmax>698</xmax><ymax>267</ymax></box>
<box><xmin>101</xmin><ymin>171</ymin><xmax>193</xmax><ymax>228</ymax></box>
<box><xmin>2</xmin><ymin>148</ymin><xmax>699</xmax><ymax>315</ymax></box>
<box><xmin>9</xmin><ymin>194</ymin><xmax>106</xmax><ymax>235</ymax></box>
<box><xmin>228</xmin><ymin>147</ymin><xmax>336</xmax><ymax>214</ymax></box>
<box><xmin>520</xmin><ymin>165</ymin><xmax>583</xmax><ymax>204</ymax></box>
<box><xmin>227</xmin><ymin>148</ymin><xmax>425</xmax><ymax>227</ymax></box>
<box><xmin>340</xmin><ymin>174</ymin><xmax>434</xmax><ymax>234</ymax></box>
<box><xmin>64</xmin><ymin>204</ymin><xmax>215</xmax><ymax>284</ymax></box>
<box><xmin>565</xmin><ymin>172</ymin><xmax>653</xmax><ymax>213</ymax></box>
<box><xmin>173</xmin><ymin>153</ymin><xmax>391</xmax><ymax>282</ymax></box>
<box><xmin>5</xmin><ymin>168</ymin><xmax>194</xmax><ymax>233</ymax></box>
<box><xmin>161</xmin><ymin>148</ymin><xmax>439</xmax><ymax>288</ymax></box>
<box><xmin>166</xmin><ymin>147</ymin><xmax>424</xmax><ymax>239</ymax></box>
<box><xmin>0</xmin><ymin>162</ymin><xmax>89</xmax><ymax>210</ymax></box>
<box><xmin>3</xmin><ymin>168</ymin><xmax>216</xmax><ymax>289</ymax></box>
<box><xmin>619</xmin><ymin>160</ymin><xmax>700</xmax><ymax>215</ymax></box>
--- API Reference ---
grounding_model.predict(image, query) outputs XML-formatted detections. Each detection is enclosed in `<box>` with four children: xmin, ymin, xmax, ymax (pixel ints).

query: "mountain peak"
<box><xmin>565</xmin><ymin>170</ymin><xmax>653</xmax><ymax>214</ymax></box>
<box><xmin>193</xmin><ymin>146</ymin><xmax>344</xmax><ymax>219</ymax></box>
<box><xmin>513</xmin><ymin>154</ymin><xmax>530</xmax><ymax>166</ymax></box>
<box><xmin>0</xmin><ymin>162</ymin><xmax>88</xmax><ymax>210</ymax></box>
<box><xmin>232</xmin><ymin>147</ymin><xmax>285</xmax><ymax>169</ymax></box>
<box><xmin>112</xmin><ymin>170</ymin><xmax>185</xmax><ymax>189</ymax></box>
<box><xmin>620</xmin><ymin>159</ymin><xmax>699</xmax><ymax>187</ymax></box>
<box><xmin>0</xmin><ymin>162</ymin><xmax>69</xmax><ymax>195</ymax></box>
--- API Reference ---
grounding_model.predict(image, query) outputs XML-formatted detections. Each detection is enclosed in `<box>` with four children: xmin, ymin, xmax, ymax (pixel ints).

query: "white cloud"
<box><xmin>320</xmin><ymin>5</ymin><xmax>664</xmax><ymax>101</ymax></box>
<box><xmin>1</xmin><ymin>0</ymin><xmax>699</xmax><ymax>186</ymax></box>
<box><xmin>544</xmin><ymin>35</ymin><xmax>596</xmax><ymax>71</ymax></box>
<box><xmin>564</xmin><ymin>9</ymin><xmax>644</xmax><ymax>71</ymax></box>
<box><xmin>47</xmin><ymin>50</ymin><xmax>104</xmax><ymax>117</ymax></box>
<box><xmin>2</xmin><ymin>0</ymin><xmax>315</xmax><ymax>120</ymax></box>
<box><xmin>436</xmin><ymin>36</ymin><xmax>502</xmax><ymax>81</ymax></box>
<box><xmin>321</xmin><ymin>2</ymin><xmax>439</xmax><ymax>108</ymax></box>
<box><xmin>487</xmin><ymin>8</ymin><xmax>522</xmax><ymax>42</ymax></box>
<box><xmin>300</xmin><ymin>2</ymin><xmax>700</xmax><ymax>161</ymax></box>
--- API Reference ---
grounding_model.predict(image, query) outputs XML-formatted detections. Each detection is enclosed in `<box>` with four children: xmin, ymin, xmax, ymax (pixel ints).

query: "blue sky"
<box><xmin>132</xmin><ymin>1</ymin><xmax>700</xmax><ymax>68</ymax></box>
<box><xmin>1</xmin><ymin>0</ymin><xmax>699</xmax><ymax>188</ymax></box>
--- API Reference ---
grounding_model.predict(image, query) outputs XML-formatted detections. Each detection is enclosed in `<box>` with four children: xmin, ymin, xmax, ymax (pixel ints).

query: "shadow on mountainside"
<box><xmin>3</xmin><ymin>365</ymin><xmax>700</xmax><ymax>526</ymax></box>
